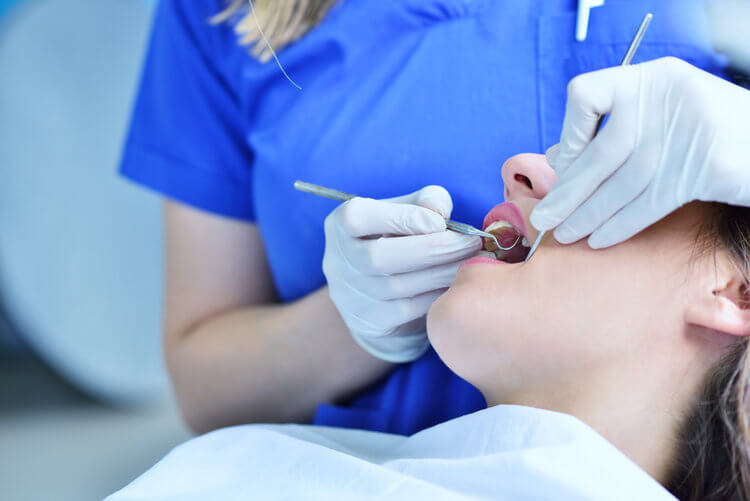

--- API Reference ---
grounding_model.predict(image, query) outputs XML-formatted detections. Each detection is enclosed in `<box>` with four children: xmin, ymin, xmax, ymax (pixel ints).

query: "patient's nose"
<box><xmin>501</xmin><ymin>154</ymin><xmax>557</xmax><ymax>201</ymax></box>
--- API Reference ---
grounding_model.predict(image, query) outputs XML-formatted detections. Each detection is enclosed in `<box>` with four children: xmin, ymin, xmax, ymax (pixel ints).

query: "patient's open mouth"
<box><xmin>484</xmin><ymin>221</ymin><xmax>531</xmax><ymax>262</ymax></box>
<box><xmin>482</xmin><ymin>202</ymin><xmax>531</xmax><ymax>263</ymax></box>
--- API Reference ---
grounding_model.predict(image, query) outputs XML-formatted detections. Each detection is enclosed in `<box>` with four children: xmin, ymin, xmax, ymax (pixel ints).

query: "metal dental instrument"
<box><xmin>294</xmin><ymin>181</ymin><xmax>520</xmax><ymax>251</ymax></box>
<box><xmin>525</xmin><ymin>12</ymin><xmax>653</xmax><ymax>263</ymax></box>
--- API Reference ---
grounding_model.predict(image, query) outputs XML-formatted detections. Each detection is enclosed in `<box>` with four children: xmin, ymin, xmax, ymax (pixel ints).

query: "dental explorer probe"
<box><xmin>524</xmin><ymin>12</ymin><xmax>653</xmax><ymax>263</ymax></box>
<box><xmin>293</xmin><ymin>181</ymin><xmax>521</xmax><ymax>251</ymax></box>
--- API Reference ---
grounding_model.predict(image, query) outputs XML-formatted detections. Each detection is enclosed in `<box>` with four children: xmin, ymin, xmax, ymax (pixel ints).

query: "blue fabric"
<box><xmin>0</xmin><ymin>0</ymin><xmax>20</xmax><ymax>19</ymax></box>
<box><xmin>121</xmin><ymin>0</ymin><xmax>726</xmax><ymax>435</ymax></box>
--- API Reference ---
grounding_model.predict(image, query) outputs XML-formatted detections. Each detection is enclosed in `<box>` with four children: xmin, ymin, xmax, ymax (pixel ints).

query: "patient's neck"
<box><xmin>482</xmin><ymin>356</ymin><xmax>707</xmax><ymax>484</ymax></box>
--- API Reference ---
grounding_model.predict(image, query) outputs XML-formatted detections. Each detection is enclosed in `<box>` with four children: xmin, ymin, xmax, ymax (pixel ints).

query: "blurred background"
<box><xmin>1</xmin><ymin>1</ymin><xmax>749</xmax><ymax>500</ymax></box>
<box><xmin>0</xmin><ymin>1</ymin><xmax>189</xmax><ymax>500</ymax></box>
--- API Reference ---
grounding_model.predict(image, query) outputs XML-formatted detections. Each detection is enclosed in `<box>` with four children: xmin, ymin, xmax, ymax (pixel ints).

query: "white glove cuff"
<box><xmin>351</xmin><ymin>331</ymin><xmax>430</xmax><ymax>364</ymax></box>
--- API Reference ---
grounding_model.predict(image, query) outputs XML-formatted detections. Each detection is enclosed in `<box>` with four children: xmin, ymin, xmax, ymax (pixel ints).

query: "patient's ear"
<box><xmin>685</xmin><ymin>258</ymin><xmax>750</xmax><ymax>337</ymax></box>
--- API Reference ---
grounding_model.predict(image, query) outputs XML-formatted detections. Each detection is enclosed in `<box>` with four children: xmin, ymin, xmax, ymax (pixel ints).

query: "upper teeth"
<box><xmin>485</xmin><ymin>220</ymin><xmax>531</xmax><ymax>249</ymax></box>
<box><xmin>485</xmin><ymin>220</ymin><xmax>515</xmax><ymax>233</ymax></box>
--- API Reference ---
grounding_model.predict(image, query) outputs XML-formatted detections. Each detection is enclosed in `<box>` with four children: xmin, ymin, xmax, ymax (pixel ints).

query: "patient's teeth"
<box><xmin>522</xmin><ymin>237</ymin><xmax>530</xmax><ymax>247</ymax></box>
<box><xmin>485</xmin><ymin>220</ymin><xmax>514</xmax><ymax>233</ymax></box>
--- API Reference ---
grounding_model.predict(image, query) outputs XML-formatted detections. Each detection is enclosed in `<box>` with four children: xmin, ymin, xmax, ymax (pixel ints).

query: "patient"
<box><xmin>108</xmin><ymin>155</ymin><xmax>750</xmax><ymax>501</ymax></box>
<box><xmin>431</xmin><ymin>154</ymin><xmax>750</xmax><ymax>500</ymax></box>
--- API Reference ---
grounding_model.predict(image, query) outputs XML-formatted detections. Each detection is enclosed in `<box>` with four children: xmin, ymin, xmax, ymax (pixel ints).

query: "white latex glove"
<box><xmin>323</xmin><ymin>186</ymin><xmax>482</xmax><ymax>363</ymax></box>
<box><xmin>530</xmin><ymin>57</ymin><xmax>750</xmax><ymax>248</ymax></box>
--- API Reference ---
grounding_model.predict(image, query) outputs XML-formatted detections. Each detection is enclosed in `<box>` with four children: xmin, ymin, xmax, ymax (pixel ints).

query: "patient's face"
<box><xmin>428</xmin><ymin>154</ymin><xmax>711</xmax><ymax>403</ymax></box>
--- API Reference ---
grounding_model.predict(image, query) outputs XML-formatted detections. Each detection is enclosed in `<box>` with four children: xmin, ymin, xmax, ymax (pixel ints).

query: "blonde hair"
<box><xmin>212</xmin><ymin>0</ymin><xmax>340</xmax><ymax>62</ymax></box>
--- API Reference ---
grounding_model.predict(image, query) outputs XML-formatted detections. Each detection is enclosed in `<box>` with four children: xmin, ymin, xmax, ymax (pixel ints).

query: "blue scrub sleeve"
<box><xmin>120</xmin><ymin>0</ymin><xmax>255</xmax><ymax>221</ymax></box>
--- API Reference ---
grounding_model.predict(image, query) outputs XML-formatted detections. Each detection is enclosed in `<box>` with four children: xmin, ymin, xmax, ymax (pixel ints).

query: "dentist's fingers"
<box><xmin>552</xmin><ymin>150</ymin><xmax>652</xmax><ymax>243</ymax></box>
<box><xmin>329</xmin><ymin>283</ymin><xmax>442</xmax><ymax>362</ymax></box>
<box><xmin>323</xmin><ymin>184</ymin><xmax>465</xmax><ymax>362</ymax></box>
<box><xmin>531</xmin><ymin>104</ymin><xmax>637</xmax><ymax>232</ymax></box>
<box><xmin>354</xmin><ymin>260</ymin><xmax>464</xmax><ymax>300</ymax></box>
<box><xmin>336</xmin><ymin>197</ymin><xmax>447</xmax><ymax>237</ymax></box>
<box><xmin>587</xmin><ymin>189</ymin><xmax>670</xmax><ymax>249</ymax></box>
<box><xmin>545</xmin><ymin>143</ymin><xmax>561</xmax><ymax>168</ymax></box>
<box><xmin>390</xmin><ymin>185</ymin><xmax>454</xmax><ymax>220</ymax></box>
<box><xmin>551</xmin><ymin>65</ymin><xmax>638</xmax><ymax>175</ymax></box>
<box><xmin>347</xmin><ymin>230</ymin><xmax>482</xmax><ymax>275</ymax></box>
<box><xmin>331</xmin><ymin>283</ymin><xmax>445</xmax><ymax>335</ymax></box>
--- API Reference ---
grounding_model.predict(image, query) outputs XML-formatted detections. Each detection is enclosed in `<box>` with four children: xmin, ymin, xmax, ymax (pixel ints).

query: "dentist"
<box><xmin>530</xmin><ymin>57</ymin><xmax>750</xmax><ymax>248</ymax></box>
<box><xmin>122</xmin><ymin>0</ymin><xmax>728</xmax><ymax>437</ymax></box>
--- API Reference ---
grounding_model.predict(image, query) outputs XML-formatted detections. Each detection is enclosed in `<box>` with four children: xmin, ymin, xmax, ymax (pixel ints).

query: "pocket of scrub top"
<box><xmin>536</xmin><ymin>0</ymin><xmax>728</xmax><ymax>150</ymax></box>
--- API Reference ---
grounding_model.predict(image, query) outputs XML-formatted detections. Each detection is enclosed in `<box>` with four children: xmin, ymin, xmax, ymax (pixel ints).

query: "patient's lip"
<box><xmin>482</xmin><ymin>202</ymin><xmax>528</xmax><ymax>240</ymax></box>
<box><xmin>460</xmin><ymin>256</ymin><xmax>510</xmax><ymax>269</ymax></box>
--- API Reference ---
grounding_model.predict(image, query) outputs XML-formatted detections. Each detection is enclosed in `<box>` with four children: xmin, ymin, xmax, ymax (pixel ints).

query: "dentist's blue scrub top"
<box><xmin>121</xmin><ymin>0</ymin><xmax>725</xmax><ymax>435</ymax></box>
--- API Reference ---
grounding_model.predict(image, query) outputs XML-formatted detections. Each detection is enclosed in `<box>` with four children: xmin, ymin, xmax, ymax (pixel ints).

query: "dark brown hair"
<box><xmin>669</xmin><ymin>203</ymin><xmax>750</xmax><ymax>500</ymax></box>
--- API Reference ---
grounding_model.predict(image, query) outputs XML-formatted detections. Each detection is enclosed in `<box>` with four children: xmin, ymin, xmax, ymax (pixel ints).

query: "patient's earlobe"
<box><xmin>686</xmin><ymin>276</ymin><xmax>750</xmax><ymax>337</ymax></box>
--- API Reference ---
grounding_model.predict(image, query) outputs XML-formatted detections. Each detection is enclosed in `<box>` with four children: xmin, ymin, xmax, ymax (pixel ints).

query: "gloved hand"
<box><xmin>530</xmin><ymin>57</ymin><xmax>750</xmax><ymax>248</ymax></box>
<box><xmin>323</xmin><ymin>186</ymin><xmax>482</xmax><ymax>363</ymax></box>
